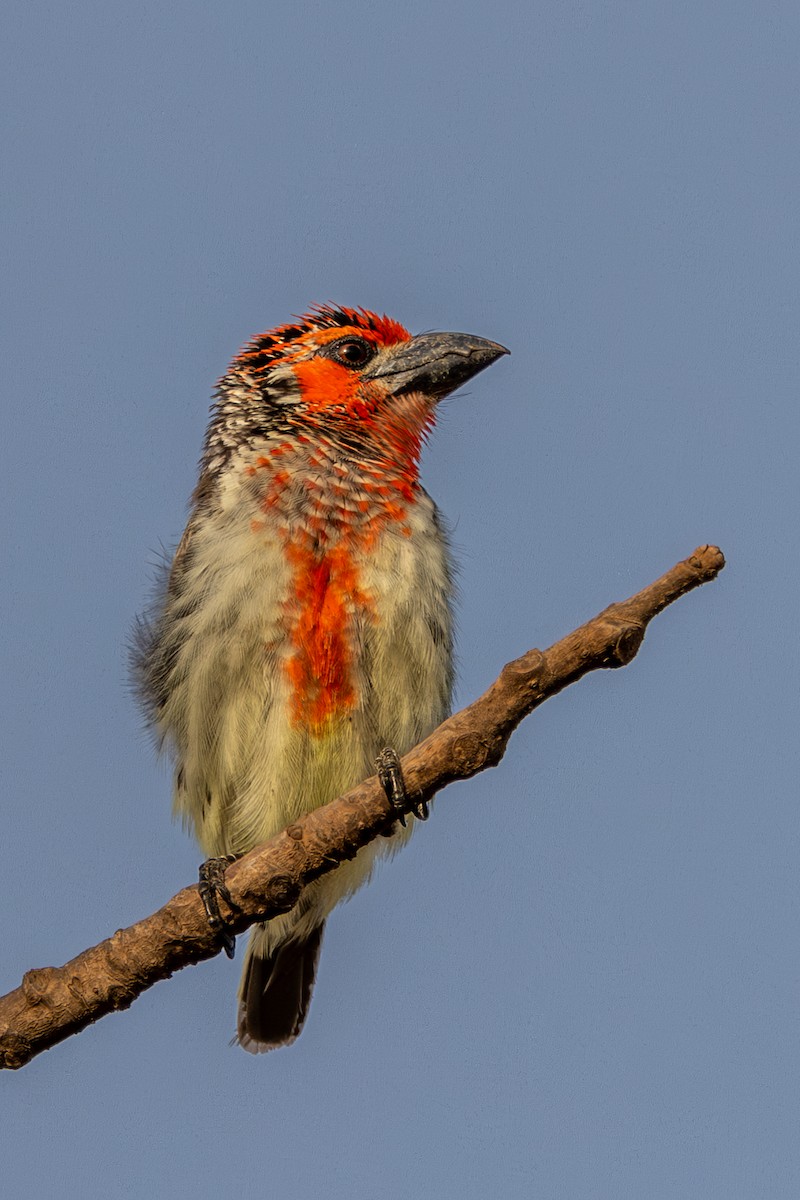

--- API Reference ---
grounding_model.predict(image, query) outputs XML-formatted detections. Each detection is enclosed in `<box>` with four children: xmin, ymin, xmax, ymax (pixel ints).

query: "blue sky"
<box><xmin>2</xmin><ymin>2</ymin><xmax>798</xmax><ymax>1196</ymax></box>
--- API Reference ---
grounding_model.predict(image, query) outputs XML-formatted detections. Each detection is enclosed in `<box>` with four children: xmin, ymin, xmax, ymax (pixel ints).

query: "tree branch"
<box><xmin>0</xmin><ymin>545</ymin><xmax>725</xmax><ymax>1070</ymax></box>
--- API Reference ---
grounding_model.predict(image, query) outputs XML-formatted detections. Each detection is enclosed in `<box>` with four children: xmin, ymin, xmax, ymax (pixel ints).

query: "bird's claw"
<box><xmin>198</xmin><ymin>854</ymin><xmax>242</xmax><ymax>959</ymax></box>
<box><xmin>376</xmin><ymin>747</ymin><xmax>429</xmax><ymax>827</ymax></box>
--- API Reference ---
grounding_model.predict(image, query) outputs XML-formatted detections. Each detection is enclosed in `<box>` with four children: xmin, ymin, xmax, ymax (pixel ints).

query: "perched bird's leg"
<box><xmin>376</xmin><ymin>747</ymin><xmax>429</xmax><ymax>826</ymax></box>
<box><xmin>198</xmin><ymin>855</ymin><xmax>243</xmax><ymax>959</ymax></box>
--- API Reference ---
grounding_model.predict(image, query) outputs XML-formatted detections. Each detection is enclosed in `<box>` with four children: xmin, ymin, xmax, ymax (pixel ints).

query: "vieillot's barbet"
<box><xmin>134</xmin><ymin>305</ymin><xmax>508</xmax><ymax>1051</ymax></box>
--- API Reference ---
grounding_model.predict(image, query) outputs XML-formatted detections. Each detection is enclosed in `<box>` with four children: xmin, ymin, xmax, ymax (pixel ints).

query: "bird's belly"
<box><xmin>170</xmin><ymin>503</ymin><xmax>453</xmax><ymax>860</ymax></box>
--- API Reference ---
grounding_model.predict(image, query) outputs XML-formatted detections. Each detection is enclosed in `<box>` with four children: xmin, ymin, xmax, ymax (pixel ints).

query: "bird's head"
<box><xmin>207</xmin><ymin>305</ymin><xmax>508</xmax><ymax>473</ymax></box>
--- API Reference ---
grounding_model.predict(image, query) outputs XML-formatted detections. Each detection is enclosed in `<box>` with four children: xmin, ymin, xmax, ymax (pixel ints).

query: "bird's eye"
<box><xmin>329</xmin><ymin>337</ymin><xmax>374</xmax><ymax>369</ymax></box>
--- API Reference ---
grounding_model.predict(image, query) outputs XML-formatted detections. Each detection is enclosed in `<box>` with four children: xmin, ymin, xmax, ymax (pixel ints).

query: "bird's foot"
<box><xmin>375</xmin><ymin>747</ymin><xmax>429</xmax><ymax>828</ymax></box>
<box><xmin>198</xmin><ymin>854</ymin><xmax>243</xmax><ymax>959</ymax></box>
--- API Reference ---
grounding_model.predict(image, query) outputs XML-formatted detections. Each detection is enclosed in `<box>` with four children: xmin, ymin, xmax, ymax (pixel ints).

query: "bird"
<box><xmin>134</xmin><ymin>305</ymin><xmax>508</xmax><ymax>1052</ymax></box>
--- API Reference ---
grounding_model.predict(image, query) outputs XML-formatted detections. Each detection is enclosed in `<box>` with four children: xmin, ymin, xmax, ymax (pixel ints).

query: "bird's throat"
<box><xmin>246</xmin><ymin>435</ymin><xmax>424</xmax><ymax>736</ymax></box>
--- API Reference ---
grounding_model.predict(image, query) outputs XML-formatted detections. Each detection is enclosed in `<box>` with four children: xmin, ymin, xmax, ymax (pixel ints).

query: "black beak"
<box><xmin>365</xmin><ymin>331</ymin><xmax>509</xmax><ymax>399</ymax></box>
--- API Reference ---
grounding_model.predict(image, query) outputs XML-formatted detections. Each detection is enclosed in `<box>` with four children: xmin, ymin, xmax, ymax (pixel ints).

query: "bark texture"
<box><xmin>0</xmin><ymin>545</ymin><xmax>725</xmax><ymax>1069</ymax></box>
